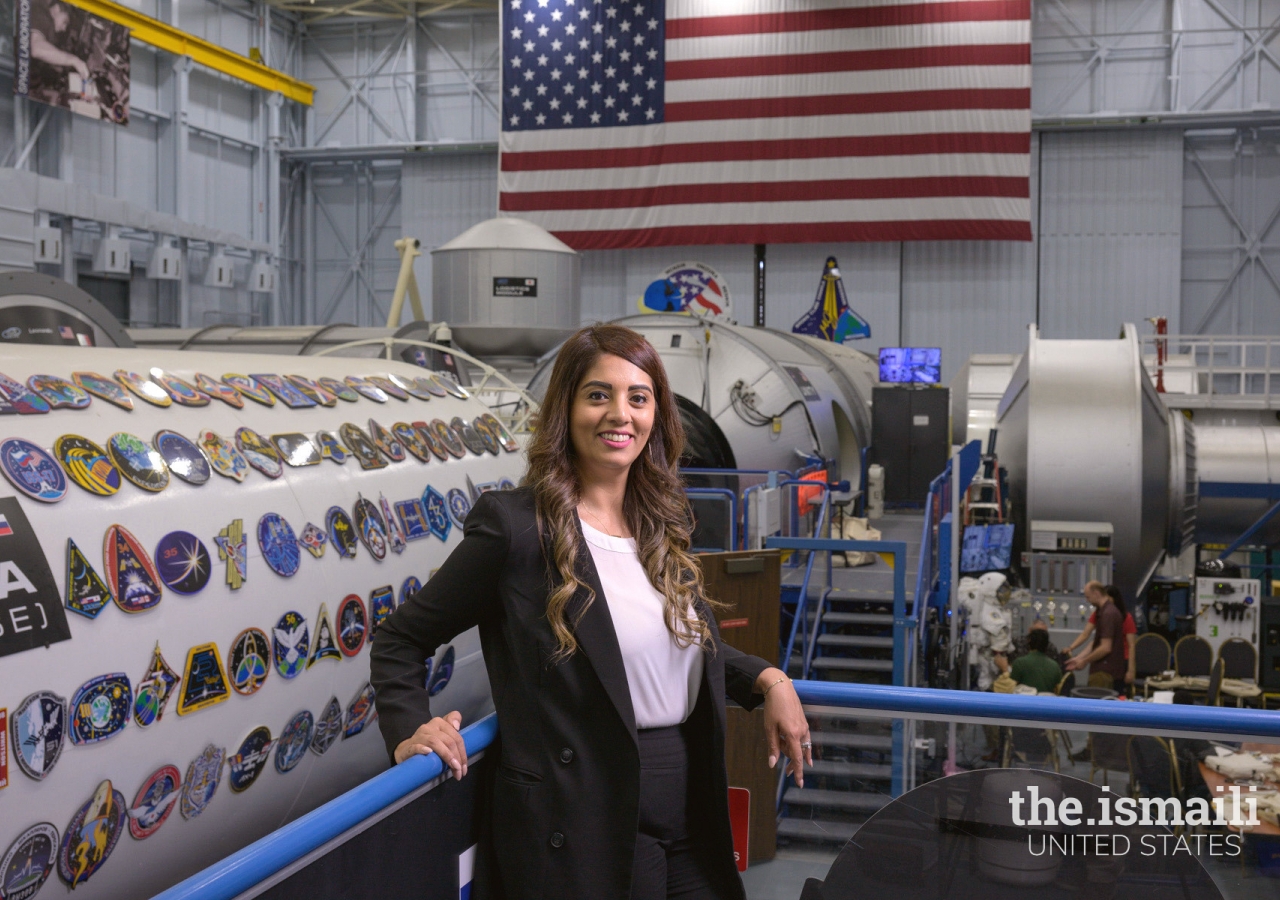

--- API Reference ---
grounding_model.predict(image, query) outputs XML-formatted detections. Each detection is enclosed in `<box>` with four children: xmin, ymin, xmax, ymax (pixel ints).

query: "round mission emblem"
<box><xmin>0</xmin><ymin>822</ymin><xmax>58</xmax><ymax>900</ymax></box>
<box><xmin>228</xmin><ymin>628</ymin><xmax>272</xmax><ymax>695</ymax></box>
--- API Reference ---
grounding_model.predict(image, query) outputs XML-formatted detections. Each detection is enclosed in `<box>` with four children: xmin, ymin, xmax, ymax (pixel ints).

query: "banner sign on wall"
<box><xmin>15</xmin><ymin>0</ymin><xmax>130</xmax><ymax>124</ymax></box>
<box><xmin>0</xmin><ymin>496</ymin><xmax>72</xmax><ymax>659</ymax></box>
<box><xmin>639</xmin><ymin>262</ymin><xmax>732</xmax><ymax>321</ymax></box>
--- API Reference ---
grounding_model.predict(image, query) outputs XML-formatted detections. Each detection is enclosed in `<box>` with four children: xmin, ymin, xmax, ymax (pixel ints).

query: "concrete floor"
<box><xmin>741</xmin><ymin>846</ymin><xmax>839</xmax><ymax>900</ymax></box>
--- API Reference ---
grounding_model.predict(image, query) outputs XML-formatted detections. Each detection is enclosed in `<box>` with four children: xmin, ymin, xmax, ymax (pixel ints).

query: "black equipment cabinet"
<box><xmin>1262</xmin><ymin>598</ymin><xmax>1280</xmax><ymax>691</ymax></box>
<box><xmin>871</xmin><ymin>386</ymin><xmax>950</xmax><ymax>503</ymax></box>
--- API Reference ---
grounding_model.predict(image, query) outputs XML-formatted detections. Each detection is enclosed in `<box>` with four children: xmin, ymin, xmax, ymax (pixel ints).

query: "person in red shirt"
<box><xmin>1065</xmin><ymin>581</ymin><xmax>1129</xmax><ymax>688</ymax></box>
<box><xmin>1064</xmin><ymin>584</ymin><xmax>1138</xmax><ymax>686</ymax></box>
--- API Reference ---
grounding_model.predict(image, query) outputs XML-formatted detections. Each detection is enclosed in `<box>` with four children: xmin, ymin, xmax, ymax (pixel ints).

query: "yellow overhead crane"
<box><xmin>64</xmin><ymin>0</ymin><xmax>315</xmax><ymax>106</ymax></box>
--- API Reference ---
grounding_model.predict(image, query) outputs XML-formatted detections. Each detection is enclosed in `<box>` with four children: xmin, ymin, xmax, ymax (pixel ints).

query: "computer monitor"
<box><xmin>878</xmin><ymin>347</ymin><xmax>941</xmax><ymax>384</ymax></box>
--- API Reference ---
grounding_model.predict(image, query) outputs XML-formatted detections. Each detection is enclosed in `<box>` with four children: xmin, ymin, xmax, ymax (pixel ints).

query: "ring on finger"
<box><xmin>800</xmin><ymin>741</ymin><xmax>812</xmax><ymax>749</ymax></box>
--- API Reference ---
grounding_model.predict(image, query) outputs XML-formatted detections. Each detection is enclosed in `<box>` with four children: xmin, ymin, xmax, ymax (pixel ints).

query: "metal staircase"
<box><xmin>775</xmin><ymin>511</ymin><xmax>924</xmax><ymax>845</ymax></box>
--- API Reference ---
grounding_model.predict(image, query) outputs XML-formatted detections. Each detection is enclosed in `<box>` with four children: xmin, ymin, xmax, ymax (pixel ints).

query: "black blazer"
<box><xmin>371</xmin><ymin>486</ymin><xmax>771</xmax><ymax>900</ymax></box>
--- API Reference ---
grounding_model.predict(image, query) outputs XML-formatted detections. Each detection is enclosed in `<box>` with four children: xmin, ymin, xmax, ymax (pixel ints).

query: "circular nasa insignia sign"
<box><xmin>446</xmin><ymin>488</ymin><xmax>472</xmax><ymax>528</ymax></box>
<box><xmin>72</xmin><ymin>371</ymin><xmax>133</xmax><ymax>410</ymax></box>
<box><xmin>318</xmin><ymin>376</ymin><xmax>360</xmax><ymax>402</ymax></box>
<box><xmin>311</xmin><ymin>697</ymin><xmax>343</xmax><ymax>756</ymax></box>
<box><xmin>228</xmin><ymin>727</ymin><xmax>274</xmax><ymax>793</ymax></box>
<box><xmin>154</xmin><ymin>430</ymin><xmax>212</xmax><ymax>485</ymax></box>
<box><xmin>128</xmin><ymin>765</ymin><xmax>181</xmax><ymax>840</ymax></box>
<box><xmin>29</xmin><ymin>374</ymin><xmax>91</xmax><ymax>409</ymax></box>
<box><xmin>10</xmin><ymin>690</ymin><xmax>67</xmax><ymax>781</ymax></box>
<box><xmin>344</xmin><ymin>375</ymin><xmax>388</xmax><ymax>403</ymax></box>
<box><xmin>0</xmin><ymin>437</ymin><xmax>67</xmax><ymax>502</ymax></box>
<box><xmin>58</xmin><ymin>780</ymin><xmax>126</xmax><ymax>888</ymax></box>
<box><xmin>258</xmin><ymin>512</ymin><xmax>301</xmax><ymax>577</ymax></box>
<box><xmin>197</xmin><ymin>430</ymin><xmax>250</xmax><ymax>483</ymax></box>
<box><xmin>275</xmin><ymin>711</ymin><xmax>314</xmax><ymax>774</ymax></box>
<box><xmin>154</xmin><ymin>531</ymin><xmax>212</xmax><ymax>595</ymax></box>
<box><xmin>235</xmin><ymin>427</ymin><xmax>284</xmax><ymax>479</ymax></box>
<box><xmin>336</xmin><ymin>594</ymin><xmax>367</xmax><ymax>656</ymax></box>
<box><xmin>430</xmin><ymin>419</ymin><xmax>466</xmax><ymax>458</ymax></box>
<box><xmin>273</xmin><ymin>611</ymin><xmax>310</xmax><ymax>679</ymax></box>
<box><xmin>228</xmin><ymin>628</ymin><xmax>271</xmax><ymax>695</ymax></box>
<box><xmin>368</xmin><ymin>419</ymin><xmax>406</xmax><ymax>462</ymax></box>
<box><xmin>54</xmin><ymin>435</ymin><xmax>121</xmax><ymax>496</ymax></box>
<box><xmin>114</xmin><ymin>369</ymin><xmax>172</xmax><ymax>407</ymax></box>
<box><xmin>326</xmin><ymin>506</ymin><xmax>359</xmax><ymax>559</ymax></box>
<box><xmin>107</xmin><ymin>432</ymin><xmax>171</xmax><ymax>492</ymax></box>
<box><xmin>221</xmin><ymin>373</ymin><xmax>275</xmax><ymax>406</ymax></box>
<box><xmin>352</xmin><ymin>496</ymin><xmax>388</xmax><ymax>560</ymax></box>
<box><xmin>0</xmin><ymin>822</ymin><xmax>58</xmax><ymax>900</ymax></box>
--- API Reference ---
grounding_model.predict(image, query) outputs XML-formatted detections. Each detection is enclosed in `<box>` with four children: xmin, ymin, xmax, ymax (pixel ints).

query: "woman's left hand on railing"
<box><xmin>757</xmin><ymin>667</ymin><xmax>813</xmax><ymax>787</ymax></box>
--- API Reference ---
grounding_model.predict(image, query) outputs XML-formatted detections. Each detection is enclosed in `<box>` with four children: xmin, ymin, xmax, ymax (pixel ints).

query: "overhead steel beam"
<box><xmin>64</xmin><ymin>0</ymin><xmax>316</xmax><ymax>105</ymax></box>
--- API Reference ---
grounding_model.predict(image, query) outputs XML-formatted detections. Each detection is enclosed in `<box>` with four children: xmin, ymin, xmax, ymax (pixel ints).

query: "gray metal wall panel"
<box><xmin>1038</xmin><ymin>130</ymin><xmax>1183</xmax><ymax>338</ymax></box>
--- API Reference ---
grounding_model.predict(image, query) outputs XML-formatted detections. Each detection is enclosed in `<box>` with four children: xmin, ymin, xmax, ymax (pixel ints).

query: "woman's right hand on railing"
<box><xmin>394</xmin><ymin>711</ymin><xmax>468</xmax><ymax>779</ymax></box>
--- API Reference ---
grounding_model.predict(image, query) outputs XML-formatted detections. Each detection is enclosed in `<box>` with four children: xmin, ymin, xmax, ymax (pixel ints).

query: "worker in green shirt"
<box><xmin>994</xmin><ymin>628</ymin><xmax>1062</xmax><ymax>694</ymax></box>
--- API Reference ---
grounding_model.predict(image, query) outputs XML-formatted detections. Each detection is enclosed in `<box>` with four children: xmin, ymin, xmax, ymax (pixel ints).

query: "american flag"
<box><xmin>499</xmin><ymin>0</ymin><xmax>1032</xmax><ymax>249</ymax></box>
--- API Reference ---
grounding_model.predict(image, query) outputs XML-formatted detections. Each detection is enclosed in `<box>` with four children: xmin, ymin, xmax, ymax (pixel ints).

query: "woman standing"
<box><xmin>371</xmin><ymin>324</ymin><xmax>810</xmax><ymax>900</ymax></box>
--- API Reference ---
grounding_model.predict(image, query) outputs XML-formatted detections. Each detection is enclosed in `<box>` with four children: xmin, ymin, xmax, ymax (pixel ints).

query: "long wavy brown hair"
<box><xmin>524</xmin><ymin>324</ymin><xmax>720</xmax><ymax>660</ymax></box>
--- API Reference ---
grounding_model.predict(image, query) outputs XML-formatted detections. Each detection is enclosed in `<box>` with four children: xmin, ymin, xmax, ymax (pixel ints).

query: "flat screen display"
<box><xmin>878</xmin><ymin>347</ymin><xmax>941</xmax><ymax>384</ymax></box>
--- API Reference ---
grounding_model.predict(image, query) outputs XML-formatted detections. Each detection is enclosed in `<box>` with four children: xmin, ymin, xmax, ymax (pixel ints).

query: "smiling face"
<box><xmin>569</xmin><ymin>353</ymin><xmax>656</xmax><ymax>482</ymax></box>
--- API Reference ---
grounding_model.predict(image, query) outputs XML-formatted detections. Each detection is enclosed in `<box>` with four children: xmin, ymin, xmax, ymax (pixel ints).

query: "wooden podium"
<box><xmin>701</xmin><ymin>549</ymin><xmax>782</xmax><ymax>865</ymax></box>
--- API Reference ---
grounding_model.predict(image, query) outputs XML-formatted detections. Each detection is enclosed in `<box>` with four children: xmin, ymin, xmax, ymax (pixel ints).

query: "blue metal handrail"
<box><xmin>685</xmin><ymin>487</ymin><xmax>738</xmax><ymax>551</ymax></box>
<box><xmin>154</xmin><ymin>713</ymin><xmax>499</xmax><ymax>900</ymax></box>
<box><xmin>791</xmin><ymin>681</ymin><xmax>1280</xmax><ymax>739</ymax></box>
<box><xmin>767</xmin><ymin>486</ymin><xmax>832</xmax><ymax>677</ymax></box>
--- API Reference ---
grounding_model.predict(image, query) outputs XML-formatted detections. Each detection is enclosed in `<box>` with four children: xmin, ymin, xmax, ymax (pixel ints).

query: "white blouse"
<box><xmin>579</xmin><ymin>517</ymin><xmax>705</xmax><ymax>729</ymax></box>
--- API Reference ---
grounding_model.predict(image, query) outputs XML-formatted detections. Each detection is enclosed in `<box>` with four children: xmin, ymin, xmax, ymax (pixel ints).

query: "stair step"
<box><xmin>806</xmin><ymin>759</ymin><xmax>893</xmax><ymax>779</ymax></box>
<box><xmin>810</xmin><ymin>657</ymin><xmax>895</xmax><ymax>672</ymax></box>
<box><xmin>776</xmin><ymin>818</ymin><xmax>861</xmax><ymax>843</ymax></box>
<box><xmin>805</xmin><ymin>611</ymin><xmax>894</xmax><ymax>625</ymax></box>
<box><xmin>783</xmin><ymin>787</ymin><xmax>891</xmax><ymax>812</ymax></box>
<box><xmin>817</xmin><ymin>634</ymin><xmax>894</xmax><ymax>649</ymax></box>
<box><xmin>809</xmin><ymin>732</ymin><xmax>893</xmax><ymax>751</ymax></box>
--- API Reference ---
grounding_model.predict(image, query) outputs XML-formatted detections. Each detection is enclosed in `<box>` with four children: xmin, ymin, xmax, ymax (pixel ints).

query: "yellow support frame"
<box><xmin>64</xmin><ymin>0</ymin><xmax>315</xmax><ymax>106</ymax></box>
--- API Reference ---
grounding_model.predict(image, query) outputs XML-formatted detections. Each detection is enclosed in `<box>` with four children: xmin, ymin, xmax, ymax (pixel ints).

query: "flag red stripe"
<box><xmin>500</xmin><ymin>132</ymin><xmax>1031</xmax><ymax>172</ymax></box>
<box><xmin>666</xmin><ymin>43</ymin><xmax>1029</xmax><ymax>80</ymax></box>
<box><xmin>499</xmin><ymin>176</ymin><xmax>1028</xmax><ymax>211</ymax></box>
<box><xmin>666</xmin><ymin>1</ymin><xmax>1031</xmax><ymax>39</ymax></box>
<box><xmin>665</xmin><ymin>89</ymin><xmax>1030</xmax><ymax>122</ymax></box>
<box><xmin>550</xmin><ymin>219</ymin><xmax>1034</xmax><ymax>249</ymax></box>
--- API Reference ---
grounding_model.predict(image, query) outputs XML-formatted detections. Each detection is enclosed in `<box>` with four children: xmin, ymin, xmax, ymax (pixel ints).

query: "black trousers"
<box><xmin>630</xmin><ymin>723</ymin><xmax>734</xmax><ymax>900</ymax></box>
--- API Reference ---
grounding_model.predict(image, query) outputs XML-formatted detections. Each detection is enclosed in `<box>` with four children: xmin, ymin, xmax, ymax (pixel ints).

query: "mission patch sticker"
<box><xmin>107</xmin><ymin>432</ymin><xmax>171</xmax><ymax>492</ymax></box>
<box><xmin>73</xmin><ymin>371</ymin><xmax>133</xmax><ymax>410</ymax></box>
<box><xmin>319</xmin><ymin>377</ymin><xmax>359</xmax><ymax>402</ymax></box>
<box><xmin>198</xmin><ymin>430</ymin><xmax>250</xmax><ymax>483</ymax></box>
<box><xmin>395</xmin><ymin>498</ymin><xmax>430</xmax><ymax>541</ymax></box>
<box><xmin>0</xmin><ymin>498</ymin><xmax>72</xmax><ymax>658</ymax></box>
<box><xmin>180</xmin><ymin>745</ymin><xmax>224</xmax><ymax>820</ymax></box>
<box><xmin>446</xmin><ymin>488</ymin><xmax>471</xmax><ymax>528</ymax></box>
<box><xmin>154</xmin><ymin>430</ymin><xmax>211</xmax><ymax>485</ymax></box>
<box><xmin>128</xmin><ymin>765</ymin><xmax>181</xmax><ymax>840</ymax></box>
<box><xmin>228</xmin><ymin>628</ymin><xmax>271</xmax><ymax>696</ymax></box>
<box><xmin>10</xmin><ymin>691</ymin><xmax>65</xmax><ymax>781</ymax></box>
<box><xmin>214</xmin><ymin>519</ymin><xmax>247</xmax><ymax>590</ymax></box>
<box><xmin>472</xmin><ymin>416</ymin><xmax>501</xmax><ymax>455</ymax></box>
<box><xmin>114</xmin><ymin>370</ymin><xmax>171</xmax><ymax>408</ymax></box>
<box><xmin>30</xmin><ymin>374</ymin><xmax>91</xmax><ymax>409</ymax></box>
<box><xmin>431</xmin><ymin>419</ymin><xmax>466</xmax><ymax>458</ymax></box>
<box><xmin>275</xmin><ymin>711</ymin><xmax>313</xmax><ymax>774</ymax></box>
<box><xmin>413</xmin><ymin>420</ymin><xmax>449</xmax><ymax>460</ymax></box>
<box><xmin>150</xmin><ymin>370</ymin><xmax>210</xmax><ymax>407</ymax></box>
<box><xmin>104</xmin><ymin>524</ymin><xmax>163</xmax><ymax>614</ymax></box>
<box><xmin>336</xmin><ymin>595</ymin><xmax>366</xmax><ymax>657</ymax></box>
<box><xmin>252</xmin><ymin>373</ymin><xmax>315</xmax><ymax>409</ymax></box>
<box><xmin>480</xmin><ymin>413</ymin><xmax>520</xmax><ymax>453</ymax></box>
<box><xmin>0</xmin><ymin>438</ymin><xmax>66</xmax><ymax>502</ymax></box>
<box><xmin>236</xmin><ymin>428</ymin><xmax>284</xmax><ymax>479</ymax></box>
<box><xmin>258</xmin><ymin>513</ymin><xmax>301</xmax><ymax>577</ymax></box>
<box><xmin>311</xmin><ymin>697</ymin><xmax>342</xmax><ymax>756</ymax></box>
<box><xmin>307</xmin><ymin>605</ymin><xmax>342</xmax><ymax>668</ymax></box>
<box><xmin>298</xmin><ymin>522</ymin><xmax>327</xmax><ymax>558</ymax></box>
<box><xmin>343</xmin><ymin>376</ymin><xmax>387</xmax><ymax>403</ymax></box>
<box><xmin>388</xmin><ymin>372</ymin><xmax>432</xmax><ymax>400</ymax></box>
<box><xmin>452</xmin><ymin>417</ymin><xmax>487</xmax><ymax>456</ymax></box>
<box><xmin>325</xmin><ymin>506</ymin><xmax>358</xmax><ymax>559</ymax></box>
<box><xmin>338</xmin><ymin>423</ymin><xmax>386</xmax><ymax>471</ymax></box>
<box><xmin>65</xmin><ymin>538</ymin><xmax>109</xmax><ymax>617</ymax></box>
<box><xmin>272</xmin><ymin>432</ymin><xmax>321</xmax><ymax>468</ymax></box>
<box><xmin>0</xmin><ymin>822</ymin><xmax>58</xmax><ymax>900</ymax></box>
<box><xmin>273</xmin><ymin>611</ymin><xmax>309</xmax><ymax>679</ymax></box>
<box><xmin>399</xmin><ymin>576</ymin><xmax>421</xmax><ymax>609</ymax></box>
<box><xmin>422</xmin><ymin>486</ymin><xmax>452</xmax><ymax>541</ymax></box>
<box><xmin>380</xmin><ymin>493</ymin><xmax>407</xmax><ymax>554</ymax></box>
<box><xmin>193</xmin><ymin>373</ymin><xmax>245</xmax><ymax>408</ymax></box>
<box><xmin>222</xmin><ymin>374</ymin><xmax>275</xmax><ymax>407</ymax></box>
<box><xmin>367</xmin><ymin>419</ymin><xmax>405</xmax><ymax>465</ymax></box>
<box><xmin>427</xmin><ymin>645</ymin><xmax>455</xmax><ymax>697</ymax></box>
<box><xmin>176</xmin><ymin>643</ymin><xmax>230</xmax><ymax>716</ymax></box>
<box><xmin>368</xmin><ymin>375</ymin><xmax>409</xmax><ymax>401</ymax></box>
<box><xmin>54</xmin><ymin>435</ymin><xmax>121</xmax><ymax>496</ymax></box>
<box><xmin>154</xmin><ymin>531</ymin><xmax>211</xmax><ymax>595</ymax></box>
<box><xmin>316</xmin><ymin>431</ymin><xmax>348</xmax><ymax>464</ymax></box>
<box><xmin>416</xmin><ymin>373</ymin><xmax>448</xmax><ymax>397</ymax></box>
<box><xmin>392</xmin><ymin>422</ymin><xmax>431</xmax><ymax>462</ymax></box>
<box><xmin>368</xmin><ymin>586</ymin><xmax>394</xmax><ymax>638</ymax></box>
<box><xmin>286</xmin><ymin>375</ymin><xmax>336</xmax><ymax>407</ymax></box>
<box><xmin>343</xmin><ymin>683</ymin><xmax>377</xmax><ymax>738</ymax></box>
<box><xmin>69</xmin><ymin>674</ymin><xmax>131</xmax><ymax>745</ymax></box>
<box><xmin>227</xmin><ymin>727</ymin><xmax>274</xmax><ymax>793</ymax></box>
<box><xmin>353</xmin><ymin>496</ymin><xmax>387</xmax><ymax>560</ymax></box>
<box><xmin>0</xmin><ymin>373</ymin><xmax>50</xmax><ymax>414</ymax></box>
<box><xmin>58</xmin><ymin>780</ymin><xmax>125</xmax><ymax>888</ymax></box>
<box><xmin>133</xmin><ymin>643</ymin><xmax>179</xmax><ymax>728</ymax></box>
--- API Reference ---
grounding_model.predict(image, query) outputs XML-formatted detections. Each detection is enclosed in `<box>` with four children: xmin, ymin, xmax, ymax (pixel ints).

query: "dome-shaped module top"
<box><xmin>434</xmin><ymin>217</ymin><xmax>577</xmax><ymax>255</ymax></box>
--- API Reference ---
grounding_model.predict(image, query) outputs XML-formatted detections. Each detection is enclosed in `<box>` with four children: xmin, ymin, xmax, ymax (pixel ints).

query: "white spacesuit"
<box><xmin>959</xmin><ymin>572</ymin><xmax>1014</xmax><ymax>690</ymax></box>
